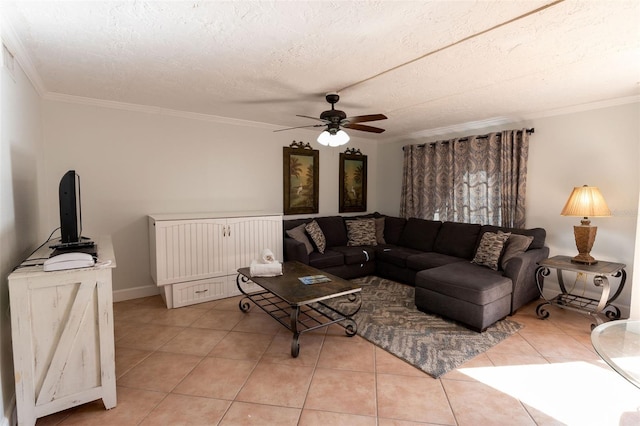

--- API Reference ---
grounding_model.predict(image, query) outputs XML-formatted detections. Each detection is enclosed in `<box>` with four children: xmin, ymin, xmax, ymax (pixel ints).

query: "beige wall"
<box><xmin>0</xmin><ymin>39</ymin><xmax>43</xmax><ymax>425</ymax></box>
<box><xmin>40</xmin><ymin>100</ymin><xmax>379</xmax><ymax>298</ymax></box>
<box><xmin>377</xmin><ymin>101</ymin><xmax>640</xmax><ymax>317</ymax></box>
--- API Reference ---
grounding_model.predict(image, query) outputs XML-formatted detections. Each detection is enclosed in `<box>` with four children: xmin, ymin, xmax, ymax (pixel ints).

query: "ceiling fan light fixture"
<box><xmin>317</xmin><ymin>129</ymin><xmax>349</xmax><ymax>146</ymax></box>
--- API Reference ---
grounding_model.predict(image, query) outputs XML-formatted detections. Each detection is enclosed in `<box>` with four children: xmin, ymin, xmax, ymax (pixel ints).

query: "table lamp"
<box><xmin>560</xmin><ymin>185</ymin><xmax>611</xmax><ymax>265</ymax></box>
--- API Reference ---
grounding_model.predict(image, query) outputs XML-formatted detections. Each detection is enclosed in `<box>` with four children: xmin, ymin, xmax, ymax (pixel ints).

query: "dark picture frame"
<box><xmin>339</xmin><ymin>148</ymin><xmax>367</xmax><ymax>213</ymax></box>
<box><xmin>283</xmin><ymin>141</ymin><xmax>319</xmax><ymax>215</ymax></box>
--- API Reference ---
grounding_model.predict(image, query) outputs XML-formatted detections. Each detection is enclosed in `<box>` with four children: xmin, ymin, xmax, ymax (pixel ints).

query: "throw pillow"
<box><xmin>501</xmin><ymin>234</ymin><xmax>534</xmax><ymax>269</ymax></box>
<box><xmin>305</xmin><ymin>220</ymin><xmax>327</xmax><ymax>254</ymax></box>
<box><xmin>346</xmin><ymin>218</ymin><xmax>378</xmax><ymax>246</ymax></box>
<box><xmin>374</xmin><ymin>217</ymin><xmax>386</xmax><ymax>244</ymax></box>
<box><xmin>285</xmin><ymin>224</ymin><xmax>314</xmax><ymax>255</ymax></box>
<box><xmin>471</xmin><ymin>231</ymin><xmax>511</xmax><ymax>270</ymax></box>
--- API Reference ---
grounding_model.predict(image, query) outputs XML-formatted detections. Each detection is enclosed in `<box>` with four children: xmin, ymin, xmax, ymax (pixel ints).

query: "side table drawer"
<box><xmin>172</xmin><ymin>277</ymin><xmax>226</xmax><ymax>308</ymax></box>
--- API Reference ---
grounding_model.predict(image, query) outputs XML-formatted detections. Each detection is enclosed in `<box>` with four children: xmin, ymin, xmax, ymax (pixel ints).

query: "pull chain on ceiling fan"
<box><xmin>274</xmin><ymin>93</ymin><xmax>387</xmax><ymax>146</ymax></box>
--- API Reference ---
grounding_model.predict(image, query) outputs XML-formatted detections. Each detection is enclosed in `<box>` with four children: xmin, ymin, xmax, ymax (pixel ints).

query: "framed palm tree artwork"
<box><xmin>283</xmin><ymin>141</ymin><xmax>319</xmax><ymax>215</ymax></box>
<box><xmin>339</xmin><ymin>148</ymin><xmax>367</xmax><ymax>213</ymax></box>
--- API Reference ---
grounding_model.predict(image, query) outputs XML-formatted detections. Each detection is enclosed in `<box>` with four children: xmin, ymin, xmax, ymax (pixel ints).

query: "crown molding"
<box><xmin>0</xmin><ymin>14</ymin><xmax>46</xmax><ymax>97</ymax></box>
<box><xmin>43</xmin><ymin>91</ymin><xmax>279</xmax><ymax>130</ymax></box>
<box><xmin>403</xmin><ymin>116</ymin><xmax>514</xmax><ymax>141</ymax></box>
<box><xmin>521</xmin><ymin>94</ymin><xmax>640</xmax><ymax>120</ymax></box>
<box><xmin>390</xmin><ymin>95</ymin><xmax>640</xmax><ymax>144</ymax></box>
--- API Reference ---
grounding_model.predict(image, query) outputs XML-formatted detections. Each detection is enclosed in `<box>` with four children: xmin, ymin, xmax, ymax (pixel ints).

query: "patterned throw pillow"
<box><xmin>346</xmin><ymin>219</ymin><xmax>378</xmax><ymax>246</ymax></box>
<box><xmin>305</xmin><ymin>220</ymin><xmax>326</xmax><ymax>254</ymax></box>
<box><xmin>285</xmin><ymin>224</ymin><xmax>314</xmax><ymax>255</ymax></box>
<box><xmin>471</xmin><ymin>231</ymin><xmax>511</xmax><ymax>270</ymax></box>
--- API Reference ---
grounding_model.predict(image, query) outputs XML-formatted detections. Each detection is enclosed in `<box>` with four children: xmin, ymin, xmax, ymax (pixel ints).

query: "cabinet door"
<box><xmin>153</xmin><ymin>219</ymin><xmax>227</xmax><ymax>285</ymax></box>
<box><xmin>226</xmin><ymin>216</ymin><xmax>283</xmax><ymax>274</ymax></box>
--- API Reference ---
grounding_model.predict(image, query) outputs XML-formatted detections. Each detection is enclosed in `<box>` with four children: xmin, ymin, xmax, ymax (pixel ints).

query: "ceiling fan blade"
<box><xmin>273</xmin><ymin>123</ymin><xmax>326</xmax><ymax>132</ymax></box>
<box><xmin>343</xmin><ymin>123</ymin><xmax>386</xmax><ymax>134</ymax></box>
<box><xmin>344</xmin><ymin>114</ymin><xmax>388</xmax><ymax>124</ymax></box>
<box><xmin>296</xmin><ymin>114</ymin><xmax>329</xmax><ymax>123</ymax></box>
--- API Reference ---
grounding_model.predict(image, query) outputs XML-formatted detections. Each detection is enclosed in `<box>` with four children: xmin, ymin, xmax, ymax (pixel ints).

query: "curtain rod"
<box><xmin>405</xmin><ymin>128</ymin><xmax>535</xmax><ymax>150</ymax></box>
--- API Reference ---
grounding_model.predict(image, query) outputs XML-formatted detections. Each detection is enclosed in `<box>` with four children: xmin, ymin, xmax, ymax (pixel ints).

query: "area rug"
<box><xmin>324</xmin><ymin>275</ymin><xmax>523</xmax><ymax>378</ymax></box>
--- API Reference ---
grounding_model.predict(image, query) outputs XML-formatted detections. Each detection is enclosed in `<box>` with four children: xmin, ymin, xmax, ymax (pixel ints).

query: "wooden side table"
<box><xmin>535</xmin><ymin>255</ymin><xmax>626</xmax><ymax>329</ymax></box>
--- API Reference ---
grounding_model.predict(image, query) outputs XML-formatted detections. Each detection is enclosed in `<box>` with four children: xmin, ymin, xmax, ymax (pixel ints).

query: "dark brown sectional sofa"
<box><xmin>283</xmin><ymin>213</ymin><xmax>549</xmax><ymax>331</ymax></box>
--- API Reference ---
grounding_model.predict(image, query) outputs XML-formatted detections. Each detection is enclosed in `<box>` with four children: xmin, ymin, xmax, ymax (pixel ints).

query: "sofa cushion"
<box><xmin>346</xmin><ymin>218</ymin><xmax>378</xmax><ymax>246</ymax></box>
<box><xmin>308</xmin><ymin>249</ymin><xmax>344</xmax><ymax>269</ymax></box>
<box><xmin>416</xmin><ymin>262</ymin><xmax>512</xmax><ymax>305</ymax></box>
<box><xmin>333</xmin><ymin>246</ymin><xmax>376</xmax><ymax>265</ymax></box>
<box><xmin>433</xmin><ymin>222</ymin><xmax>482</xmax><ymax>259</ymax></box>
<box><xmin>305</xmin><ymin>220</ymin><xmax>327</xmax><ymax>254</ymax></box>
<box><xmin>375</xmin><ymin>246</ymin><xmax>423</xmax><ymax>268</ymax></box>
<box><xmin>375</xmin><ymin>217</ymin><xmax>386</xmax><ymax>244</ymax></box>
<box><xmin>501</xmin><ymin>233</ymin><xmax>534</xmax><ymax>269</ymax></box>
<box><xmin>479</xmin><ymin>225</ymin><xmax>546</xmax><ymax>250</ymax></box>
<box><xmin>471</xmin><ymin>231</ymin><xmax>511</xmax><ymax>270</ymax></box>
<box><xmin>285</xmin><ymin>224</ymin><xmax>314</xmax><ymax>255</ymax></box>
<box><xmin>399</xmin><ymin>218</ymin><xmax>442</xmax><ymax>252</ymax></box>
<box><xmin>406</xmin><ymin>252</ymin><xmax>467</xmax><ymax>271</ymax></box>
<box><xmin>383</xmin><ymin>216</ymin><xmax>406</xmax><ymax>245</ymax></box>
<box><xmin>283</xmin><ymin>218</ymin><xmax>309</xmax><ymax>233</ymax></box>
<box><xmin>317</xmin><ymin>216</ymin><xmax>348</xmax><ymax>247</ymax></box>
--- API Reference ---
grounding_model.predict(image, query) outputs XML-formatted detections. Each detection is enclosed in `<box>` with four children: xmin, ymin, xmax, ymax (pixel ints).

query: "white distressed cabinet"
<box><xmin>148</xmin><ymin>212</ymin><xmax>283</xmax><ymax>308</ymax></box>
<box><xmin>8</xmin><ymin>236</ymin><xmax>117</xmax><ymax>426</ymax></box>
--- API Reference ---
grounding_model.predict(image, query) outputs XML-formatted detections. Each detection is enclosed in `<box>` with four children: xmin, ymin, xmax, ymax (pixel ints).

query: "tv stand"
<box><xmin>8</xmin><ymin>236</ymin><xmax>117</xmax><ymax>425</ymax></box>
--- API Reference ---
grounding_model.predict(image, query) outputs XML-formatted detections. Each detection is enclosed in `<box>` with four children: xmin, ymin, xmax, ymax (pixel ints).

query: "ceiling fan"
<box><xmin>274</xmin><ymin>93</ymin><xmax>387</xmax><ymax>146</ymax></box>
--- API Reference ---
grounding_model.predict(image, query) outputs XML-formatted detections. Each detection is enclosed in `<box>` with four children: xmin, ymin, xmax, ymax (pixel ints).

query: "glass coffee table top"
<box><xmin>591</xmin><ymin>320</ymin><xmax>640</xmax><ymax>388</ymax></box>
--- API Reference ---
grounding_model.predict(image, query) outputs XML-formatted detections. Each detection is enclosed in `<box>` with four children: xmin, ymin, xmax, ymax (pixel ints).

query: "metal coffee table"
<box><xmin>236</xmin><ymin>261</ymin><xmax>362</xmax><ymax>357</ymax></box>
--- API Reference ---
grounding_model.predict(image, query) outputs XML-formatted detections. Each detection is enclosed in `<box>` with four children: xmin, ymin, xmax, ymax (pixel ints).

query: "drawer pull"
<box><xmin>194</xmin><ymin>289</ymin><xmax>209</xmax><ymax>294</ymax></box>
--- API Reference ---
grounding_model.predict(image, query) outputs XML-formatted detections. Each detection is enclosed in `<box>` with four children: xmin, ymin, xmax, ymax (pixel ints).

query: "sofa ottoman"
<box><xmin>415</xmin><ymin>262</ymin><xmax>513</xmax><ymax>331</ymax></box>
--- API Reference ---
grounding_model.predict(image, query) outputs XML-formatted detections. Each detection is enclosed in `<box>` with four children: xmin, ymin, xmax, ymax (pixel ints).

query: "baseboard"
<box><xmin>112</xmin><ymin>285</ymin><xmax>160</xmax><ymax>302</ymax></box>
<box><xmin>2</xmin><ymin>393</ymin><xmax>16</xmax><ymax>426</ymax></box>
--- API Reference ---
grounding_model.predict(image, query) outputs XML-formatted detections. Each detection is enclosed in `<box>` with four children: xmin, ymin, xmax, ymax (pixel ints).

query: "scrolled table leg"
<box><xmin>291</xmin><ymin>333</ymin><xmax>300</xmax><ymax>357</ymax></box>
<box><xmin>343</xmin><ymin>318</ymin><xmax>357</xmax><ymax>337</ymax></box>
<box><xmin>236</xmin><ymin>273</ymin><xmax>251</xmax><ymax>296</ymax></box>
<box><xmin>536</xmin><ymin>302</ymin><xmax>550</xmax><ymax>319</ymax></box>
<box><xmin>238</xmin><ymin>297</ymin><xmax>251</xmax><ymax>313</ymax></box>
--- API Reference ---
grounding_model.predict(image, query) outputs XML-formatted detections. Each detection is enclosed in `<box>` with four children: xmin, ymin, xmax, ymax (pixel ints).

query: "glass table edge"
<box><xmin>591</xmin><ymin>320</ymin><xmax>640</xmax><ymax>389</ymax></box>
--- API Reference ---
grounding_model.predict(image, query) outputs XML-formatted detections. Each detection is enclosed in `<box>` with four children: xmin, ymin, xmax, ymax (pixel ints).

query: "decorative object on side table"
<box><xmin>560</xmin><ymin>185</ymin><xmax>611</xmax><ymax>264</ymax></box>
<box><xmin>339</xmin><ymin>147</ymin><xmax>367</xmax><ymax>213</ymax></box>
<box><xmin>283</xmin><ymin>141</ymin><xmax>319</xmax><ymax>215</ymax></box>
<box><xmin>535</xmin><ymin>255</ymin><xmax>626</xmax><ymax>329</ymax></box>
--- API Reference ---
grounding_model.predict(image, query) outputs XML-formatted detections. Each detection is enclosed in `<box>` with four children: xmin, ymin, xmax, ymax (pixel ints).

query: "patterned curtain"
<box><xmin>400</xmin><ymin>129</ymin><xmax>529</xmax><ymax>228</ymax></box>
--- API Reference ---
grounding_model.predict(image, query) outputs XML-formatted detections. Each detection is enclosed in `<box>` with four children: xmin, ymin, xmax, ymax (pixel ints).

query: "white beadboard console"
<box><xmin>148</xmin><ymin>212</ymin><xmax>283</xmax><ymax>308</ymax></box>
<box><xmin>8</xmin><ymin>236</ymin><xmax>117</xmax><ymax>426</ymax></box>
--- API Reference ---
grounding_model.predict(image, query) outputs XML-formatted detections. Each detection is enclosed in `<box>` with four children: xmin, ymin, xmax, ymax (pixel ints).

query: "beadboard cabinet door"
<box><xmin>150</xmin><ymin>218</ymin><xmax>228</xmax><ymax>285</ymax></box>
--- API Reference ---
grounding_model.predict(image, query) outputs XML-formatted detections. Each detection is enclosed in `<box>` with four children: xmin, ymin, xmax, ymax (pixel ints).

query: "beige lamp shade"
<box><xmin>560</xmin><ymin>186</ymin><xmax>611</xmax><ymax>218</ymax></box>
<box><xmin>560</xmin><ymin>185</ymin><xmax>610</xmax><ymax>265</ymax></box>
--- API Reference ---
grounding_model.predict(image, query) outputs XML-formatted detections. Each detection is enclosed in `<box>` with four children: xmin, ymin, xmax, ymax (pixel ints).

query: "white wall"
<box><xmin>40</xmin><ymin>100</ymin><xmax>378</xmax><ymax>298</ymax></box>
<box><xmin>0</xmin><ymin>39</ymin><xmax>43</xmax><ymax>426</ymax></box>
<box><xmin>377</xmin><ymin>102</ymin><xmax>640</xmax><ymax>317</ymax></box>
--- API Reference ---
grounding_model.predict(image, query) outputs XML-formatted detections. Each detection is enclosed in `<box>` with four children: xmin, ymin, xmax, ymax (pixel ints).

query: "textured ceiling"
<box><xmin>2</xmin><ymin>0</ymin><xmax>639</xmax><ymax>141</ymax></box>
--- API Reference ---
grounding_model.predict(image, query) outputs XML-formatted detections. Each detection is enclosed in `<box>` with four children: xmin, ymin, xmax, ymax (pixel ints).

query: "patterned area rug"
<box><xmin>325</xmin><ymin>275</ymin><xmax>523</xmax><ymax>378</ymax></box>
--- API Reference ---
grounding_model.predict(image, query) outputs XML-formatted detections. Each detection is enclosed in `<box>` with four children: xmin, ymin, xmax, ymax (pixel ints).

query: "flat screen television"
<box><xmin>53</xmin><ymin>170</ymin><xmax>94</xmax><ymax>250</ymax></box>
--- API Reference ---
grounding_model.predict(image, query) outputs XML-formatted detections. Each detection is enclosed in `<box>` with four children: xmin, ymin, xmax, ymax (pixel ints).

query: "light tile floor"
<box><xmin>36</xmin><ymin>293</ymin><xmax>640</xmax><ymax>425</ymax></box>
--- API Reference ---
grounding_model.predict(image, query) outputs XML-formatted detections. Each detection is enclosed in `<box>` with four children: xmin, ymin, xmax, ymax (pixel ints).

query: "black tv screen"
<box><xmin>59</xmin><ymin>170</ymin><xmax>79</xmax><ymax>244</ymax></box>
